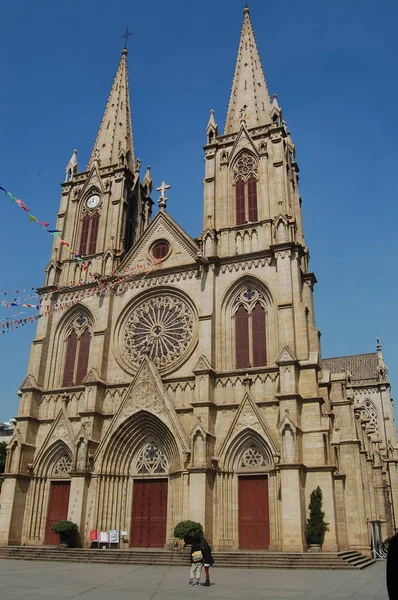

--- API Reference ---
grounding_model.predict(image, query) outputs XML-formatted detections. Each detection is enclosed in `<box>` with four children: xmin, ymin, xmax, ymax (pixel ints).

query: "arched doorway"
<box><xmin>130</xmin><ymin>441</ymin><xmax>168</xmax><ymax>548</ymax></box>
<box><xmin>43</xmin><ymin>448</ymin><xmax>73</xmax><ymax>544</ymax></box>
<box><xmin>98</xmin><ymin>410</ymin><xmax>183</xmax><ymax>548</ymax></box>
<box><xmin>237</xmin><ymin>446</ymin><xmax>270</xmax><ymax>549</ymax></box>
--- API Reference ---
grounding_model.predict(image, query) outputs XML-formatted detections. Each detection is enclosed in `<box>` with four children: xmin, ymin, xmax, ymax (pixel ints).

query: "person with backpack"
<box><xmin>189</xmin><ymin>536</ymin><xmax>204</xmax><ymax>586</ymax></box>
<box><xmin>202</xmin><ymin>539</ymin><xmax>215</xmax><ymax>587</ymax></box>
<box><xmin>387</xmin><ymin>532</ymin><xmax>398</xmax><ymax>599</ymax></box>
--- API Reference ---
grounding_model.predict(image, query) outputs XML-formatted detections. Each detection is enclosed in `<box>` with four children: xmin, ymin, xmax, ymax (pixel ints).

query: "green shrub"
<box><xmin>306</xmin><ymin>486</ymin><xmax>329</xmax><ymax>546</ymax></box>
<box><xmin>173</xmin><ymin>520</ymin><xmax>203</xmax><ymax>543</ymax></box>
<box><xmin>51</xmin><ymin>520</ymin><xmax>78</xmax><ymax>546</ymax></box>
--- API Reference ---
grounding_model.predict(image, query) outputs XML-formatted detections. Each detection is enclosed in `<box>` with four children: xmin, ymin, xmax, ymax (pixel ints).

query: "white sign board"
<box><xmin>109</xmin><ymin>530</ymin><xmax>119</xmax><ymax>544</ymax></box>
<box><xmin>99</xmin><ymin>531</ymin><xmax>109</xmax><ymax>543</ymax></box>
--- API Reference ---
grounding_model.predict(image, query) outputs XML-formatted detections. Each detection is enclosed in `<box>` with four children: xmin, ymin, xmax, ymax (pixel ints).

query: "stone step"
<box><xmin>0</xmin><ymin>546</ymin><xmax>376</xmax><ymax>569</ymax></box>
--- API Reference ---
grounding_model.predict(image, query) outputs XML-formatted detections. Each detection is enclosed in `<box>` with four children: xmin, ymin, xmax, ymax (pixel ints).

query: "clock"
<box><xmin>86</xmin><ymin>194</ymin><xmax>100</xmax><ymax>209</ymax></box>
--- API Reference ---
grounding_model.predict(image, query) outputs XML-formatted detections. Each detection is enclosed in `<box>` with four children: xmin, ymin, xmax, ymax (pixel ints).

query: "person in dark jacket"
<box><xmin>202</xmin><ymin>539</ymin><xmax>215</xmax><ymax>587</ymax></box>
<box><xmin>189</xmin><ymin>537</ymin><xmax>204</xmax><ymax>586</ymax></box>
<box><xmin>387</xmin><ymin>533</ymin><xmax>398</xmax><ymax>599</ymax></box>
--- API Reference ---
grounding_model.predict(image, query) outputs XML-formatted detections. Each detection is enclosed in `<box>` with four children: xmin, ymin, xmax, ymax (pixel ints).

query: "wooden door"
<box><xmin>45</xmin><ymin>481</ymin><xmax>71</xmax><ymax>544</ymax></box>
<box><xmin>238</xmin><ymin>476</ymin><xmax>269</xmax><ymax>549</ymax></box>
<box><xmin>131</xmin><ymin>479</ymin><xmax>168</xmax><ymax>548</ymax></box>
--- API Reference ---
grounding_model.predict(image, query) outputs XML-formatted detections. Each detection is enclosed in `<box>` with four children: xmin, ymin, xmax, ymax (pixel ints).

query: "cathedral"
<box><xmin>1</xmin><ymin>6</ymin><xmax>397</xmax><ymax>553</ymax></box>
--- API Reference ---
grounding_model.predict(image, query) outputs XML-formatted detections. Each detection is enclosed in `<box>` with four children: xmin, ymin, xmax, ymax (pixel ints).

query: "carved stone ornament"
<box><xmin>236</xmin><ymin>409</ymin><xmax>261</xmax><ymax>431</ymax></box>
<box><xmin>233</xmin><ymin>151</ymin><xmax>258</xmax><ymax>181</ymax></box>
<box><xmin>240</xmin><ymin>445</ymin><xmax>267</xmax><ymax>469</ymax></box>
<box><xmin>361</xmin><ymin>399</ymin><xmax>378</xmax><ymax>431</ymax></box>
<box><xmin>136</xmin><ymin>441</ymin><xmax>167</xmax><ymax>474</ymax></box>
<box><xmin>51</xmin><ymin>423</ymin><xmax>69</xmax><ymax>444</ymax></box>
<box><xmin>52</xmin><ymin>454</ymin><xmax>72</xmax><ymax>475</ymax></box>
<box><xmin>123</xmin><ymin>381</ymin><xmax>163</xmax><ymax>416</ymax></box>
<box><xmin>121</xmin><ymin>294</ymin><xmax>196</xmax><ymax>372</ymax></box>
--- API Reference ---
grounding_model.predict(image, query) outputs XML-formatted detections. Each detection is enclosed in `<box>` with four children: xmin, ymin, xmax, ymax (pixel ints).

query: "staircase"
<box><xmin>0</xmin><ymin>546</ymin><xmax>375</xmax><ymax>569</ymax></box>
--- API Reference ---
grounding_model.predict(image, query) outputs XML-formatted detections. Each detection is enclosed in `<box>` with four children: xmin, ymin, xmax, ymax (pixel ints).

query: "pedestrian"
<box><xmin>189</xmin><ymin>536</ymin><xmax>204</xmax><ymax>586</ymax></box>
<box><xmin>202</xmin><ymin>539</ymin><xmax>215</xmax><ymax>587</ymax></box>
<box><xmin>387</xmin><ymin>533</ymin><xmax>398</xmax><ymax>599</ymax></box>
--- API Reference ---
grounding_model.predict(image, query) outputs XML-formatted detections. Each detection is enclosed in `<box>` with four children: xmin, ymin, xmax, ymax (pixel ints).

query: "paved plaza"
<box><xmin>0</xmin><ymin>559</ymin><xmax>388</xmax><ymax>600</ymax></box>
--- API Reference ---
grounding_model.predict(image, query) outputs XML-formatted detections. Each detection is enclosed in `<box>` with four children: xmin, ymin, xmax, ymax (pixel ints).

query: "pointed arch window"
<box><xmin>236</xmin><ymin>305</ymin><xmax>250</xmax><ymax>369</ymax></box>
<box><xmin>234</xmin><ymin>289</ymin><xmax>267</xmax><ymax>369</ymax></box>
<box><xmin>233</xmin><ymin>153</ymin><xmax>258</xmax><ymax>225</ymax></box>
<box><xmin>79</xmin><ymin>211</ymin><xmax>100</xmax><ymax>255</ymax></box>
<box><xmin>62</xmin><ymin>314</ymin><xmax>91</xmax><ymax>387</ymax></box>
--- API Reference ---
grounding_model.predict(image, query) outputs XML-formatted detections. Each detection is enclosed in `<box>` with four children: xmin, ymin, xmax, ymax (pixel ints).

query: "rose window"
<box><xmin>240</xmin><ymin>445</ymin><xmax>267</xmax><ymax>469</ymax></box>
<box><xmin>122</xmin><ymin>294</ymin><xmax>195</xmax><ymax>371</ymax></box>
<box><xmin>233</xmin><ymin>152</ymin><xmax>258</xmax><ymax>180</ymax></box>
<box><xmin>136</xmin><ymin>442</ymin><xmax>167</xmax><ymax>474</ymax></box>
<box><xmin>53</xmin><ymin>454</ymin><xmax>73</xmax><ymax>475</ymax></box>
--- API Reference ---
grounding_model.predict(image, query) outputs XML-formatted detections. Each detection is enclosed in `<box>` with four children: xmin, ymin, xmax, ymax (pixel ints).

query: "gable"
<box><xmin>32</xmin><ymin>409</ymin><xmax>75</xmax><ymax>470</ymax></box>
<box><xmin>77</xmin><ymin>163</ymin><xmax>104</xmax><ymax>200</ymax></box>
<box><xmin>217</xmin><ymin>392</ymin><xmax>279</xmax><ymax>469</ymax></box>
<box><xmin>94</xmin><ymin>356</ymin><xmax>190</xmax><ymax>464</ymax></box>
<box><xmin>119</xmin><ymin>210</ymin><xmax>200</xmax><ymax>273</ymax></box>
<box><xmin>229</xmin><ymin>125</ymin><xmax>258</xmax><ymax>164</ymax></box>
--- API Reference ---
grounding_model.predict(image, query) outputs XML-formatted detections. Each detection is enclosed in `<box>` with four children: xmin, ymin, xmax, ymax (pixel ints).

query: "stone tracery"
<box><xmin>240</xmin><ymin>445</ymin><xmax>267</xmax><ymax>468</ymax></box>
<box><xmin>122</xmin><ymin>294</ymin><xmax>195</xmax><ymax>371</ymax></box>
<box><xmin>233</xmin><ymin>151</ymin><xmax>258</xmax><ymax>180</ymax></box>
<box><xmin>361</xmin><ymin>399</ymin><xmax>378</xmax><ymax>431</ymax></box>
<box><xmin>52</xmin><ymin>454</ymin><xmax>73</xmax><ymax>475</ymax></box>
<box><xmin>136</xmin><ymin>441</ymin><xmax>168</xmax><ymax>474</ymax></box>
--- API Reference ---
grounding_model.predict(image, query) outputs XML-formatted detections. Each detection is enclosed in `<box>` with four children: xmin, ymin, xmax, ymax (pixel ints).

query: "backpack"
<box><xmin>192</xmin><ymin>550</ymin><xmax>203</xmax><ymax>563</ymax></box>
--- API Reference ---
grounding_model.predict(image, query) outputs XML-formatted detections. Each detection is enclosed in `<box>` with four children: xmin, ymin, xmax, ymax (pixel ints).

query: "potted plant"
<box><xmin>173</xmin><ymin>520</ymin><xmax>203</xmax><ymax>547</ymax></box>
<box><xmin>306</xmin><ymin>486</ymin><xmax>328</xmax><ymax>552</ymax></box>
<box><xmin>51</xmin><ymin>520</ymin><xmax>78</xmax><ymax>547</ymax></box>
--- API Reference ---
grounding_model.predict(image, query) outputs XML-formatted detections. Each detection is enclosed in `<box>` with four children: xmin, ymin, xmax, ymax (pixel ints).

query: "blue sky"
<box><xmin>1</xmin><ymin>0</ymin><xmax>397</xmax><ymax>422</ymax></box>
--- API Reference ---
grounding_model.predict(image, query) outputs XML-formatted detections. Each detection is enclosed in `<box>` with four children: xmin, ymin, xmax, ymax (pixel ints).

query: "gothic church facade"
<box><xmin>1</xmin><ymin>7</ymin><xmax>397</xmax><ymax>553</ymax></box>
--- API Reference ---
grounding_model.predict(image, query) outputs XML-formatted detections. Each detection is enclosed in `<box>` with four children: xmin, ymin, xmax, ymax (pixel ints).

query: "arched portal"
<box><xmin>24</xmin><ymin>441</ymin><xmax>74</xmax><ymax>545</ymax></box>
<box><xmin>95</xmin><ymin>411</ymin><xmax>183</xmax><ymax>548</ymax></box>
<box><xmin>216</xmin><ymin>429</ymin><xmax>278</xmax><ymax>550</ymax></box>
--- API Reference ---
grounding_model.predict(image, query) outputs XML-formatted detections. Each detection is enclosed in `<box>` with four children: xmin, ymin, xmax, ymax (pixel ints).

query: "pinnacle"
<box><xmin>224</xmin><ymin>7</ymin><xmax>272</xmax><ymax>134</ymax></box>
<box><xmin>87</xmin><ymin>49</ymin><xmax>135</xmax><ymax>171</ymax></box>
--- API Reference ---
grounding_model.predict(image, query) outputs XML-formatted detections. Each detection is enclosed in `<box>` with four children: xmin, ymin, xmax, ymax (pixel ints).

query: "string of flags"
<box><xmin>0</xmin><ymin>186</ymin><xmax>86</xmax><ymax>263</ymax></box>
<box><xmin>0</xmin><ymin>287</ymin><xmax>37</xmax><ymax>296</ymax></box>
<box><xmin>1</xmin><ymin>258</ymin><xmax>161</xmax><ymax>334</ymax></box>
<box><xmin>0</xmin><ymin>185</ymin><xmax>164</xmax><ymax>334</ymax></box>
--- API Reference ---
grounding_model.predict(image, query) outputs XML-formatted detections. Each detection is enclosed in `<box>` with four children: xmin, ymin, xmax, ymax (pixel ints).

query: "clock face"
<box><xmin>86</xmin><ymin>194</ymin><xmax>100</xmax><ymax>209</ymax></box>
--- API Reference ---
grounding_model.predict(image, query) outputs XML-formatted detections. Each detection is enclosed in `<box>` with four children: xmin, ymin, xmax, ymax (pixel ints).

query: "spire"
<box><xmin>224</xmin><ymin>6</ymin><xmax>272</xmax><ymax>134</ymax></box>
<box><xmin>65</xmin><ymin>149</ymin><xmax>78</xmax><ymax>182</ymax></box>
<box><xmin>87</xmin><ymin>48</ymin><xmax>135</xmax><ymax>171</ymax></box>
<box><xmin>142</xmin><ymin>165</ymin><xmax>153</xmax><ymax>193</ymax></box>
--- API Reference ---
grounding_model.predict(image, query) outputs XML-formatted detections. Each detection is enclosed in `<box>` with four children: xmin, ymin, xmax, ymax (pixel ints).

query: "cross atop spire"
<box><xmin>87</xmin><ymin>48</ymin><xmax>135</xmax><ymax>172</ymax></box>
<box><xmin>121</xmin><ymin>24</ymin><xmax>133</xmax><ymax>49</ymax></box>
<box><xmin>224</xmin><ymin>6</ymin><xmax>272</xmax><ymax>134</ymax></box>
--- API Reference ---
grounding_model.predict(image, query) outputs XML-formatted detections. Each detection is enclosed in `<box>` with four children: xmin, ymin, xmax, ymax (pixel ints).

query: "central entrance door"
<box><xmin>131</xmin><ymin>479</ymin><xmax>168</xmax><ymax>548</ymax></box>
<box><xmin>45</xmin><ymin>481</ymin><xmax>71</xmax><ymax>544</ymax></box>
<box><xmin>238</xmin><ymin>476</ymin><xmax>269</xmax><ymax>549</ymax></box>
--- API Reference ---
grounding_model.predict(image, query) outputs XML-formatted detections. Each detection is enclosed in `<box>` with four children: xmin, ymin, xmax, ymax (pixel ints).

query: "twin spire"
<box><xmin>225</xmin><ymin>5</ymin><xmax>272</xmax><ymax>134</ymax></box>
<box><xmin>87</xmin><ymin>48</ymin><xmax>135</xmax><ymax>171</ymax></box>
<box><xmin>85</xmin><ymin>6</ymin><xmax>271</xmax><ymax>174</ymax></box>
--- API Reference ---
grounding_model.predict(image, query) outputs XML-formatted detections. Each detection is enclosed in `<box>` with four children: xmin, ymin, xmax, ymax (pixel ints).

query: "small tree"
<box><xmin>306</xmin><ymin>486</ymin><xmax>328</xmax><ymax>546</ymax></box>
<box><xmin>173</xmin><ymin>520</ymin><xmax>203</xmax><ymax>544</ymax></box>
<box><xmin>0</xmin><ymin>442</ymin><xmax>6</xmax><ymax>473</ymax></box>
<box><xmin>51</xmin><ymin>520</ymin><xmax>78</xmax><ymax>547</ymax></box>
<box><xmin>0</xmin><ymin>441</ymin><xmax>7</xmax><ymax>491</ymax></box>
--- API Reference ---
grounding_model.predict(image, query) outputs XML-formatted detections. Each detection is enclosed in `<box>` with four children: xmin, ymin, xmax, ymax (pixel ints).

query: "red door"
<box><xmin>45</xmin><ymin>481</ymin><xmax>71</xmax><ymax>544</ymax></box>
<box><xmin>238</xmin><ymin>476</ymin><xmax>269</xmax><ymax>549</ymax></box>
<box><xmin>131</xmin><ymin>479</ymin><xmax>168</xmax><ymax>548</ymax></box>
